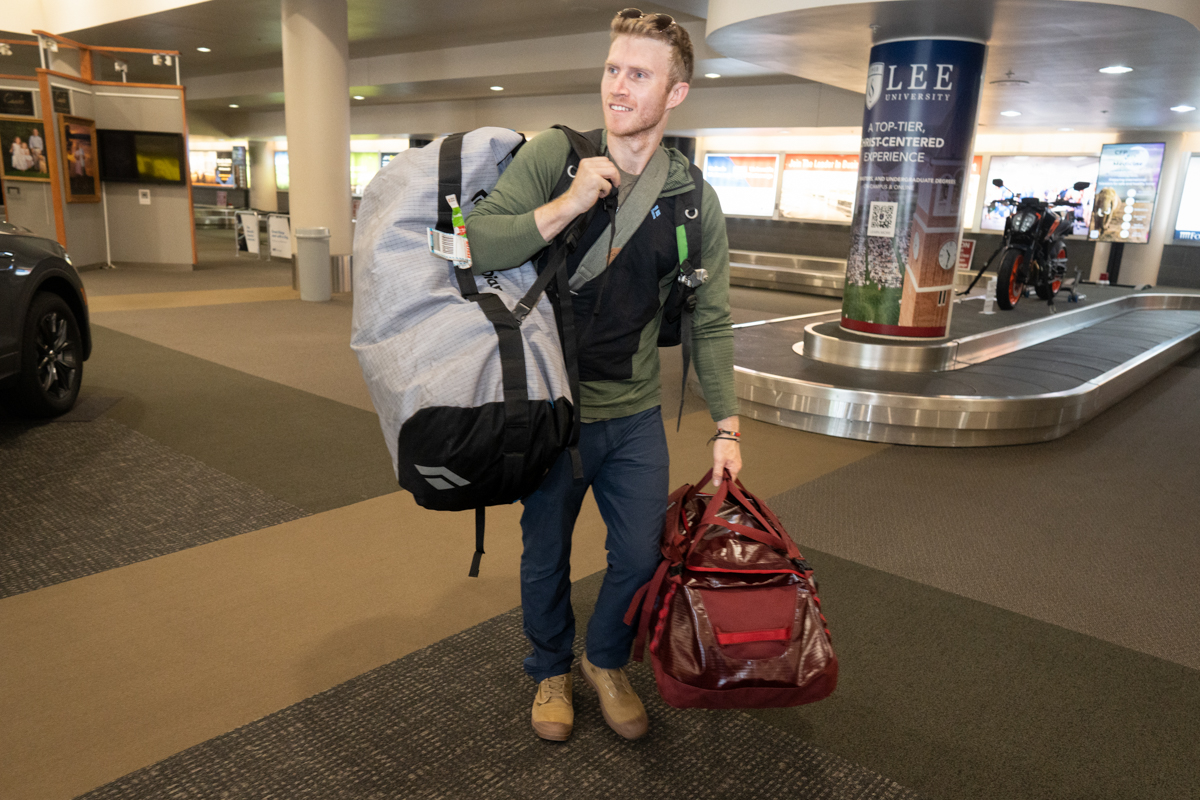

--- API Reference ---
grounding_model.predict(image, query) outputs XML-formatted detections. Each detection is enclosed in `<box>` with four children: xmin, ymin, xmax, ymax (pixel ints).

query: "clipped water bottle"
<box><xmin>981</xmin><ymin>277</ymin><xmax>997</xmax><ymax>315</ymax></box>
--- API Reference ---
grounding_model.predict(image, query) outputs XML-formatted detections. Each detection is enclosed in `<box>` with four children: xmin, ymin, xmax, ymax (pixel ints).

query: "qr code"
<box><xmin>868</xmin><ymin>201</ymin><xmax>897</xmax><ymax>238</ymax></box>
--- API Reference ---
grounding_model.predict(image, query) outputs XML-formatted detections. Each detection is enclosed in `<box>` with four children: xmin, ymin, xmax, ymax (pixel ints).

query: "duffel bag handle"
<box><xmin>692</xmin><ymin>470</ymin><xmax>800</xmax><ymax>559</ymax></box>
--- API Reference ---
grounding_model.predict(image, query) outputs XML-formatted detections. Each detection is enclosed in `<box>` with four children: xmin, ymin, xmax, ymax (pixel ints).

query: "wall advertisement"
<box><xmin>1173</xmin><ymin>155</ymin><xmax>1200</xmax><ymax>242</ymax></box>
<box><xmin>841</xmin><ymin>38</ymin><xmax>987</xmax><ymax>339</ymax></box>
<box><xmin>1090</xmin><ymin>142</ymin><xmax>1165</xmax><ymax>244</ymax></box>
<box><xmin>779</xmin><ymin>153</ymin><xmax>858</xmax><ymax>222</ymax></box>
<box><xmin>702</xmin><ymin>153</ymin><xmax>779</xmax><ymax>217</ymax></box>
<box><xmin>982</xmin><ymin>155</ymin><xmax>1098</xmax><ymax>236</ymax></box>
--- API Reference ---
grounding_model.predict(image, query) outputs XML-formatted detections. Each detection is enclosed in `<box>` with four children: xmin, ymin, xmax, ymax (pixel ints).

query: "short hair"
<box><xmin>610</xmin><ymin>9</ymin><xmax>694</xmax><ymax>86</ymax></box>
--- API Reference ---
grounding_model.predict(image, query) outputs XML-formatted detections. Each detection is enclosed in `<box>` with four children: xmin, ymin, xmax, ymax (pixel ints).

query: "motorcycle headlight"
<box><xmin>1013</xmin><ymin>211</ymin><xmax>1038</xmax><ymax>233</ymax></box>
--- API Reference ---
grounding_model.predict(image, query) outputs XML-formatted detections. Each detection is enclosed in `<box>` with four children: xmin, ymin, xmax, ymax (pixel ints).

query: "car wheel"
<box><xmin>14</xmin><ymin>292</ymin><xmax>83</xmax><ymax>417</ymax></box>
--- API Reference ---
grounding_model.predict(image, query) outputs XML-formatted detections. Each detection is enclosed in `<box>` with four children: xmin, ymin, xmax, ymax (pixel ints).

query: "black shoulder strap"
<box><xmin>435</xmin><ymin>131</ymin><xmax>585</xmax><ymax>575</ymax></box>
<box><xmin>436</xmin><ymin>132</ymin><xmax>465</xmax><ymax>234</ymax></box>
<box><xmin>673</xmin><ymin>163</ymin><xmax>704</xmax><ymax>430</ymax></box>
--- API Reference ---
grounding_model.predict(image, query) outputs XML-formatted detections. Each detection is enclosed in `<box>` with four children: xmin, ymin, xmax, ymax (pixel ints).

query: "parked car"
<box><xmin>0</xmin><ymin>221</ymin><xmax>91</xmax><ymax>417</ymax></box>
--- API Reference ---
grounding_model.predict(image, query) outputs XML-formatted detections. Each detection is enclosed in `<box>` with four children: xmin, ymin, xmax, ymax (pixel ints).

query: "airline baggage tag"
<box><xmin>429</xmin><ymin>193</ymin><xmax>472</xmax><ymax>268</ymax></box>
<box><xmin>428</xmin><ymin>228</ymin><xmax>472</xmax><ymax>269</ymax></box>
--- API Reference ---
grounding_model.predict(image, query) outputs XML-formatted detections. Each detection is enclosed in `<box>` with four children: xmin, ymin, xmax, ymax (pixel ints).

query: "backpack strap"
<box><xmin>672</xmin><ymin>163</ymin><xmax>704</xmax><ymax>430</ymax></box>
<box><xmin>436</xmin><ymin>131</ymin><xmax>542</xmax><ymax>576</ymax></box>
<box><xmin>546</xmin><ymin>125</ymin><xmax>605</xmax><ymax>480</ymax></box>
<box><xmin>436</xmin><ymin>132</ymin><xmax>465</xmax><ymax>234</ymax></box>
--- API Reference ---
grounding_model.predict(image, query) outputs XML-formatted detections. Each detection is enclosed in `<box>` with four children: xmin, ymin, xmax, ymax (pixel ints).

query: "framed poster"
<box><xmin>1173</xmin><ymin>154</ymin><xmax>1200</xmax><ymax>242</ymax></box>
<box><xmin>983</xmin><ymin>155</ymin><xmax>1099</xmax><ymax>236</ymax></box>
<box><xmin>0</xmin><ymin>89</ymin><xmax>35</xmax><ymax>117</ymax></box>
<box><xmin>702</xmin><ymin>153</ymin><xmax>779</xmax><ymax>217</ymax></box>
<box><xmin>1090</xmin><ymin>142</ymin><xmax>1166</xmax><ymax>244</ymax></box>
<box><xmin>0</xmin><ymin>115</ymin><xmax>51</xmax><ymax>181</ymax></box>
<box><xmin>61</xmin><ymin>115</ymin><xmax>100</xmax><ymax>202</ymax></box>
<box><xmin>779</xmin><ymin>153</ymin><xmax>858</xmax><ymax>222</ymax></box>
<box><xmin>52</xmin><ymin>87</ymin><xmax>72</xmax><ymax>115</ymax></box>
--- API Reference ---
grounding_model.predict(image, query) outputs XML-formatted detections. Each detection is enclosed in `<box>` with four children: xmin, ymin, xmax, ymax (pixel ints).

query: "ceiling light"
<box><xmin>1059</xmin><ymin>127</ymin><xmax>1074</xmax><ymax>131</ymax></box>
<box><xmin>196</xmin><ymin>47</ymin><xmax>211</xmax><ymax>53</ymax></box>
<box><xmin>490</xmin><ymin>86</ymin><xmax>504</xmax><ymax>91</ymax></box>
<box><xmin>704</xmin><ymin>73</ymin><xmax>721</xmax><ymax>79</ymax></box>
<box><xmin>228</xmin><ymin>103</ymin><xmax>239</xmax><ymax>108</ymax></box>
<box><xmin>1099</xmin><ymin>65</ymin><xmax>1132</xmax><ymax>74</ymax></box>
<box><xmin>353</xmin><ymin>95</ymin><xmax>365</xmax><ymax>100</ymax></box>
<box><xmin>1000</xmin><ymin>110</ymin><xmax>1021</xmax><ymax>117</ymax></box>
<box><xmin>1170</xmin><ymin>105</ymin><xmax>1196</xmax><ymax>113</ymax></box>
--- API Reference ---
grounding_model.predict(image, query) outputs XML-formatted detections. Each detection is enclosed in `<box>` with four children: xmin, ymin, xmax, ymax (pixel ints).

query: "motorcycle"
<box><xmin>982</xmin><ymin>178</ymin><xmax>1091</xmax><ymax>310</ymax></box>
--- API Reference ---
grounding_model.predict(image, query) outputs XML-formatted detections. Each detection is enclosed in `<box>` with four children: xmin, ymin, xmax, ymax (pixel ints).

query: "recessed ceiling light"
<box><xmin>704</xmin><ymin>73</ymin><xmax>721</xmax><ymax>79</ymax></box>
<box><xmin>353</xmin><ymin>95</ymin><xmax>365</xmax><ymax>100</ymax></box>
<box><xmin>196</xmin><ymin>47</ymin><xmax>211</xmax><ymax>53</ymax></box>
<box><xmin>1099</xmin><ymin>65</ymin><xmax>1132</xmax><ymax>74</ymax></box>
<box><xmin>1059</xmin><ymin>127</ymin><xmax>1074</xmax><ymax>131</ymax></box>
<box><xmin>490</xmin><ymin>86</ymin><xmax>504</xmax><ymax>91</ymax></box>
<box><xmin>1170</xmin><ymin>105</ymin><xmax>1196</xmax><ymax>113</ymax></box>
<box><xmin>1000</xmin><ymin>110</ymin><xmax>1021</xmax><ymax>117</ymax></box>
<box><xmin>228</xmin><ymin>103</ymin><xmax>239</xmax><ymax>108</ymax></box>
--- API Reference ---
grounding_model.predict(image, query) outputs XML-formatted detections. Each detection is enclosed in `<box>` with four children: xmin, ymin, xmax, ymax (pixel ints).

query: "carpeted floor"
<box><xmin>84</xmin><ymin>325</ymin><xmax>399</xmax><ymax>513</ymax></box>
<box><xmin>0</xmin><ymin>416</ymin><xmax>307</xmax><ymax>597</ymax></box>
<box><xmin>765</xmin><ymin>361</ymin><xmax>1200</xmax><ymax>670</ymax></box>
<box><xmin>77</xmin><ymin>571</ymin><xmax>924</xmax><ymax>800</ymax></box>
<box><xmin>747</xmin><ymin>549</ymin><xmax>1200</xmax><ymax>800</ymax></box>
<box><xmin>4</xmin><ymin>260</ymin><xmax>1199</xmax><ymax>800</ymax></box>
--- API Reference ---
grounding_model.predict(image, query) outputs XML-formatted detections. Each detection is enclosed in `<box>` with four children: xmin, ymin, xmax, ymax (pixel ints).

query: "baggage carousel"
<box><xmin>720</xmin><ymin>285</ymin><xmax>1200</xmax><ymax>446</ymax></box>
<box><xmin>729</xmin><ymin>249</ymin><xmax>983</xmax><ymax>296</ymax></box>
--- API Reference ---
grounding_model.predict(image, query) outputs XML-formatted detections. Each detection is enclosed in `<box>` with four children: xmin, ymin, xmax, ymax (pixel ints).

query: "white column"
<box><xmin>1115</xmin><ymin>130</ymin><xmax>1186</xmax><ymax>287</ymax></box>
<box><xmin>281</xmin><ymin>0</ymin><xmax>352</xmax><ymax>257</ymax></box>
<box><xmin>248</xmin><ymin>140</ymin><xmax>278</xmax><ymax>212</ymax></box>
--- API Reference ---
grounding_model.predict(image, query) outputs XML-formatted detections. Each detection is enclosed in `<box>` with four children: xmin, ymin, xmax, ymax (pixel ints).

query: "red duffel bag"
<box><xmin>624</xmin><ymin>470</ymin><xmax>837</xmax><ymax>709</ymax></box>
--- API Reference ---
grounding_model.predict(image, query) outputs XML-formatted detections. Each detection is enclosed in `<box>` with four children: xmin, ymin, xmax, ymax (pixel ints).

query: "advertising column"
<box><xmin>841</xmin><ymin>39</ymin><xmax>987</xmax><ymax>339</ymax></box>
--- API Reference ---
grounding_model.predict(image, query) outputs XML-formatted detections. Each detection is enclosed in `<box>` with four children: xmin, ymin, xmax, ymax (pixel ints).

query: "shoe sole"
<box><xmin>532</xmin><ymin>720</ymin><xmax>572</xmax><ymax>742</ymax></box>
<box><xmin>581</xmin><ymin>665</ymin><xmax>648</xmax><ymax>741</ymax></box>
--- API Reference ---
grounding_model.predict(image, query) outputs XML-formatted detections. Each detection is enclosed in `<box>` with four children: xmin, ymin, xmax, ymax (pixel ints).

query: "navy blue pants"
<box><xmin>519</xmin><ymin>406</ymin><xmax>669</xmax><ymax>682</ymax></box>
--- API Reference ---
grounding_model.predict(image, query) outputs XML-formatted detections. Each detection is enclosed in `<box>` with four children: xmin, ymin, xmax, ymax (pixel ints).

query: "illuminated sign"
<box><xmin>779</xmin><ymin>153</ymin><xmax>858</xmax><ymax>222</ymax></box>
<box><xmin>703</xmin><ymin>153</ymin><xmax>779</xmax><ymax>217</ymax></box>
<box><xmin>1173</xmin><ymin>154</ymin><xmax>1200</xmax><ymax>242</ymax></box>
<box><xmin>983</xmin><ymin>155</ymin><xmax>1099</xmax><ymax>236</ymax></box>
<box><xmin>1090</xmin><ymin>142</ymin><xmax>1165</xmax><ymax>244</ymax></box>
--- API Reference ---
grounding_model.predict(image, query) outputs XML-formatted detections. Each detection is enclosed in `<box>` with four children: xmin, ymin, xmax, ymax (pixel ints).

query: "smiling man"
<box><xmin>466</xmin><ymin>8</ymin><xmax>739</xmax><ymax>742</ymax></box>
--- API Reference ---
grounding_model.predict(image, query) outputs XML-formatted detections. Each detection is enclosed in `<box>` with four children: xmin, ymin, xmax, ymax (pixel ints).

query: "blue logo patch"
<box><xmin>651</xmin><ymin>205</ymin><xmax>661</xmax><ymax>220</ymax></box>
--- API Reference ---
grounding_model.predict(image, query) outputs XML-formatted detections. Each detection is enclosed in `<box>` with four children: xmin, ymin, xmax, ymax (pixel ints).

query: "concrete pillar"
<box><xmin>1112</xmin><ymin>131</ymin><xmax>1186</xmax><ymax>287</ymax></box>
<box><xmin>248</xmin><ymin>140</ymin><xmax>277</xmax><ymax>212</ymax></box>
<box><xmin>281</xmin><ymin>0</ymin><xmax>352</xmax><ymax>258</ymax></box>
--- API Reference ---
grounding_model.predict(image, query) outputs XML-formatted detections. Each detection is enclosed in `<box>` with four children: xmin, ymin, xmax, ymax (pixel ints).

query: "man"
<box><xmin>466</xmin><ymin>8</ymin><xmax>741</xmax><ymax>742</ymax></box>
<box><xmin>28</xmin><ymin>128</ymin><xmax>44</xmax><ymax>171</ymax></box>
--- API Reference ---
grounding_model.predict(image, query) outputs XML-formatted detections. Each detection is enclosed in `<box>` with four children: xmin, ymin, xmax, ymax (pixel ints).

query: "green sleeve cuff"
<box><xmin>466</xmin><ymin>210</ymin><xmax>546</xmax><ymax>274</ymax></box>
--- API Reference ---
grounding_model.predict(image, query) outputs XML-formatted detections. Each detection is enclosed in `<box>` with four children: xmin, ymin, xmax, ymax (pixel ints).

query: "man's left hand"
<box><xmin>711</xmin><ymin>416</ymin><xmax>742</xmax><ymax>487</ymax></box>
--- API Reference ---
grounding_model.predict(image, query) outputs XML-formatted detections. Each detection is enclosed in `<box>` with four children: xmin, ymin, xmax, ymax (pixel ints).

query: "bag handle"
<box><xmin>691</xmin><ymin>469</ymin><xmax>799</xmax><ymax>559</ymax></box>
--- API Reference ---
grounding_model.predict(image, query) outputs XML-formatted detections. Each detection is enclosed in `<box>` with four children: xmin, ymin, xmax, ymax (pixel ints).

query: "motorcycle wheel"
<box><xmin>996</xmin><ymin>248</ymin><xmax>1026</xmax><ymax>310</ymax></box>
<box><xmin>1035</xmin><ymin>245</ymin><xmax>1066</xmax><ymax>300</ymax></box>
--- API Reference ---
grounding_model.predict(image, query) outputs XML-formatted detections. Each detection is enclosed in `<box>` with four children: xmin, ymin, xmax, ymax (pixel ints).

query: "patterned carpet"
<box><xmin>79</xmin><ymin>603</ymin><xmax>922</xmax><ymax>800</ymax></box>
<box><xmin>0</xmin><ymin>416</ymin><xmax>307</xmax><ymax>598</ymax></box>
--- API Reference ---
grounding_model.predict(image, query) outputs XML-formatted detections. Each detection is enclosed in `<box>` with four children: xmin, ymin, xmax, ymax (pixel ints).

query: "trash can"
<box><xmin>331</xmin><ymin>254</ymin><xmax>353</xmax><ymax>293</ymax></box>
<box><xmin>295</xmin><ymin>227</ymin><xmax>332</xmax><ymax>302</ymax></box>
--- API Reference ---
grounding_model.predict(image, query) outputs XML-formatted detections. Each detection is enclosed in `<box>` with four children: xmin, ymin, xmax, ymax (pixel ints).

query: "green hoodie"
<box><xmin>465</xmin><ymin>128</ymin><xmax>737</xmax><ymax>424</ymax></box>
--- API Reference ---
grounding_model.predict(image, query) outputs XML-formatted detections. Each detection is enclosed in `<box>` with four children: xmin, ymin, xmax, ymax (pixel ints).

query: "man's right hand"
<box><xmin>534</xmin><ymin>156</ymin><xmax>620</xmax><ymax>241</ymax></box>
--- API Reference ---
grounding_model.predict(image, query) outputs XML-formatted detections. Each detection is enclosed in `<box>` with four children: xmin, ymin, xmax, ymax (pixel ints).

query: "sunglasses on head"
<box><xmin>617</xmin><ymin>8</ymin><xmax>676</xmax><ymax>31</ymax></box>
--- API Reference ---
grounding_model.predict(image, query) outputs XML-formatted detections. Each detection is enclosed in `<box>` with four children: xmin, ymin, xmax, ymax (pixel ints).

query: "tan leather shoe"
<box><xmin>581</xmin><ymin>654</ymin><xmax>648</xmax><ymax>740</ymax></box>
<box><xmin>531</xmin><ymin>673</ymin><xmax>573</xmax><ymax>741</ymax></box>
